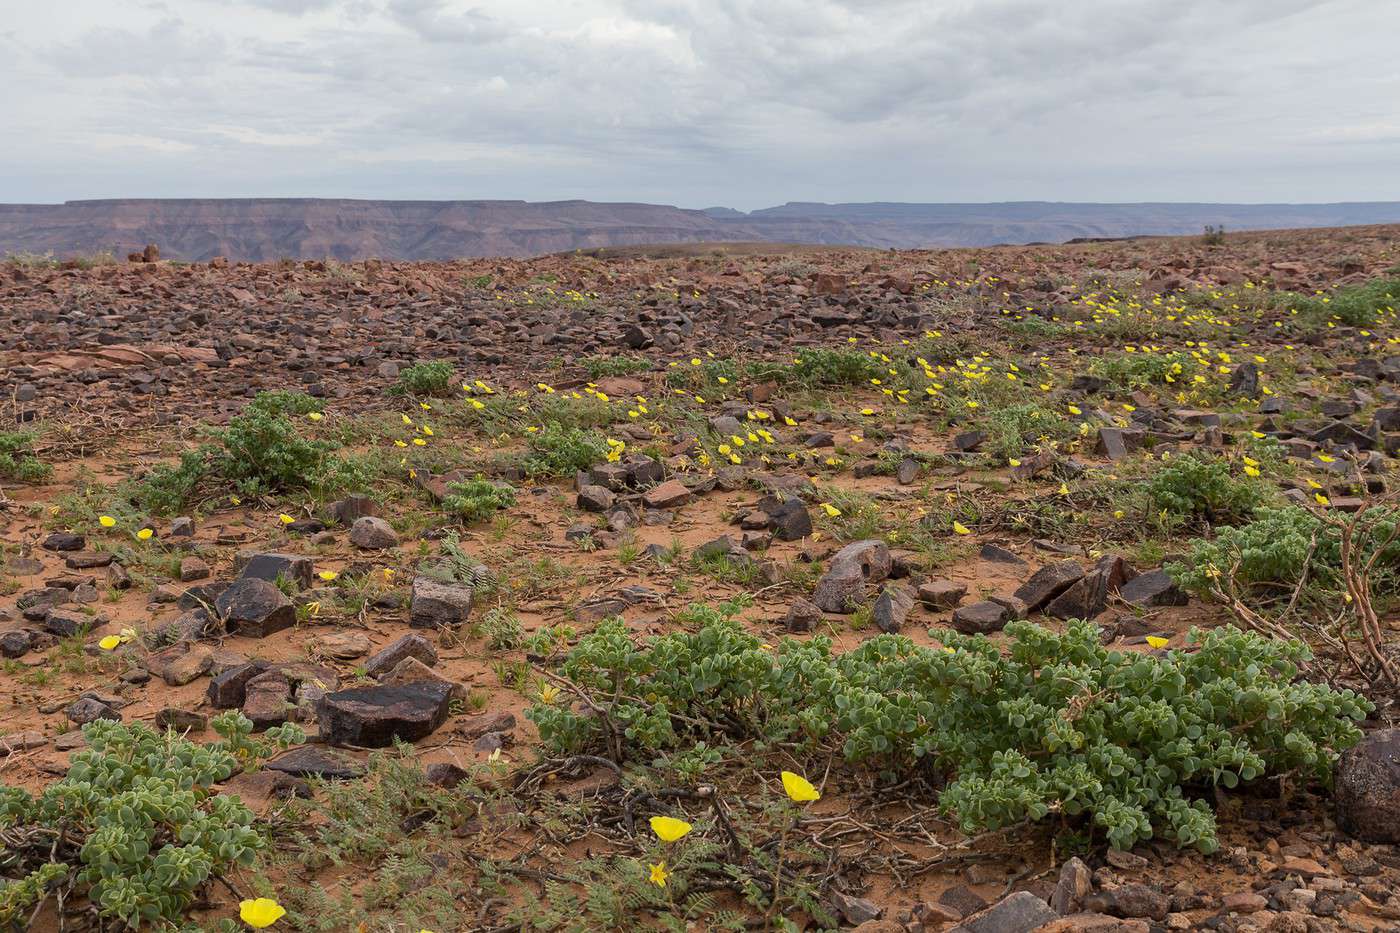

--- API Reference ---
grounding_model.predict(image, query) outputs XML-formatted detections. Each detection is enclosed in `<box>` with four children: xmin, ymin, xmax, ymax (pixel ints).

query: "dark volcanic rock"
<box><xmin>952</xmin><ymin>891</ymin><xmax>1057</xmax><ymax>933</ymax></box>
<box><xmin>349</xmin><ymin>516</ymin><xmax>400</xmax><ymax>550</ymax></box>
<box><xmin>318</xmin><ymin>682</ymin><xmax>456</xmax><ymax>747</ymax></box>
<box><xmin>364</xmin><ymin>633</ymin><xmax>439</xmax><ymax>678</ymax></box>
<box><xmin>1013</xmin><ymin>560</ymin><xmax>1085</xmax><ymax>613</ymax></box>
<box><xmin>237</xmin><ymin>552</ymin><xmax>314</xmax><ymax>591</ymax></box>
<box><xmin>409</xmin><ymin>576</ymin><xmax>474</xmax><ymax>628</ymax></box>
<box><xmin>1336</xmin><ymin>727</ymin><xmax>1400</xmax><ymax>844</ymax></box>
<box><xmin>207</xmin><ymin>660</ymin><xmax>272</xmax><ymax>708</ymax></box>
<box><xmin>872</xmin><ymin>584</ymin><xmax>916</xmax><ymax>634</ymax></box>
<box><xmin>1118</xmin><ymin>569</ymin><xmax>1188</xmax><ymax>607</ymax></box>
<box><xmin>215</xmin><ymin>578</ymin><xmax>296</xmax><ymax>638</ymax></box>
<box><xmin>951</xmin><ymin>600</ymin><xmax>1010</xmax><ymax>634</ymax></box>
<box><xmin>266</xmin><ymin>745</ymin><xmax>365</xmax><ymax>779</ymax></box>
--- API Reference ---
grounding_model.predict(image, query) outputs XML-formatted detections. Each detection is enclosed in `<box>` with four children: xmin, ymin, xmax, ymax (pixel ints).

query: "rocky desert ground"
<box><xmin>3</xmin><ymin>225</ymin><xmax>1400</xmax><ymax>932</ymax></box>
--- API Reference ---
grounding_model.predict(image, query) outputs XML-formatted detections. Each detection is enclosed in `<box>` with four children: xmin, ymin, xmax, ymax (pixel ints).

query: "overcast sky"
<box><xmin>2</xmin><ymin>0</ymin><xmax>1397</xmax><ymax>210</ymax></box>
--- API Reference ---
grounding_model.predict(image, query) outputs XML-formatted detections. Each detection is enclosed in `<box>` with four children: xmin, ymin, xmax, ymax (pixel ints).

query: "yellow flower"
<box><xmin>648</xmin><ymin>861</ymin><xmax>669</xmax><ymax>887</ymax></box>
<box><xmin>318</xmin><ymin>570</ymin><xmax>339</xmax><ymax>582</ymax></box>
<box><xmin>306</xmin><ymin>412</ymin><xmax>323</xmax><ymax>422</ymax></box>
<box><xmin>952</xmin><ymin>521</ymin><xmax>971</xmax><ymax>536</ymax></box>
<box><xmin>279</xmin><ymin>514</ymin><xmax>295</xmax><ymax>525</ymax></box>
<box><xmin>1067</xmin><ymin>404</ymin><xmax>1082</xmax><ymax>416</ymax></box>
<box><xmin>1058</xmin><ymin>483</ymin><xmax>1070</xmax><ymax>496</ymax></box>
<box><xmin>538</xmin><ymin>684</ymin><xmax>560</xmax><ymax>704</ymax></box>
<box><xmin>820</xmin><ymin>503</ymin><xmax>842</xmax><ymax>518</ymax></box>
<box><xmin>136</xmin><ymin>528</ymin><xmax>154</xmax><ymax>541</ymax></box>
<box><xmin>413</xmin><ymin>438</ymin><xmax>427</xmax><ymax>446</ymax></box>
<box><xmin>1243</xmin><ymin>465</ymin><xmax>1260</xmax><ymax>478</ymax></box>
<box><xmin>99</xmin><ymin>635</ymin><xmax>122</xmax><ymax>651</ymax></box>
<box><xmin>649</xmin><ymin>816</ymin><xmax>692</xmax><ymax>842</ymax></box>
<box><xmin>781</xmin><ymin>770</ymin><xmax>821</xmax><ymax>803</ymax></box>
<box><xmin>1007</xmin><ymin>458</ymin><xmax>1021</xmax><ymax>468</ymax></box>
<box><xmin>860</xmin><ymin>408</ymin><xmax>875</xmax><ymax>416</ymax></box>
<box><xmin>239</xmin><ymin>898</ymin><xmax>286</xmax><ymax>928</ymax></box>
<box><xmin>402</xmin><ymin>414</ymin><xmax>413</xmax><ymax>425</ymax></box>
<box><xmin>1314</xmin><ymin>493</ymin><xmax>1330</xmax><ymax>506</ymax></box>
<box><xmin>1145</xmin><ymin>635</ymin><xmax>1169</xmax><ymax>650</ymax></box>
<box><xmin>99</xmin><ymin>515</ymin><xmax>116</xmax><ymax>528</ymax></box>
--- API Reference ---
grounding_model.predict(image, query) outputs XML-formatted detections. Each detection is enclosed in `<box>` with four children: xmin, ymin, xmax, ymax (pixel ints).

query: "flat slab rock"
<box><xmin>317</xmin><ymin>681</ymin><xmax>456</xmax><ymax>747</ymax></box>
<box><xmin>265</xmin><ymin>745</ymin><xmax>365</xmax><ymax>779</ymax></box>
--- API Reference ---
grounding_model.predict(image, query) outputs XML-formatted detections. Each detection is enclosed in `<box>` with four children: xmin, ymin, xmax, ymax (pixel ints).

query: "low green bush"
<box><xmin>0</xmin><ymin>431</ymin><xmax>50</xmax><ymax>483</ymax></box>
<box><xmin>1146</xmin><ymin>454</ymin><xmax>1263</xmax><ymax>526</ymax></box>
<box><xmin>393</xmin><ymin>360</ymin><xmax>456</xmax><ymax>397</ymax></box>
<box><xmin>1291</xmin><ymin>277</ymin><xmax>1400</xmax><ymax>327</ymax></box>
<box><xmin>529</xmin><ymin>607</ymin><xmax>1369</xmax><ymax>852</ymax></box>
<box><xmin>1169</xmin><ymin>504</ymin><xmax>1400</xmax><ymax>598</ymax></box>
<box><xmin>0</xmin><ymin>714</ymin><xmax>301</xmax><ymax>927</ymax></box>
<box><xmin>524</xmin><ymin>424</ymin><xmax>609</xmax><ymax>477</ymax></box>
<box><xmin>442</xmin><ymin>476</ymin><xmax>517</xmax><ymax>524</ymax></box>
<box><xmin>982</xmin><ymin>402</ymin><xmax>1074</xmax><ymax>460</ymax></box>
<box><xmin>783</xmin><ymin>348</ymin><xmax>883</xmax><ymax>387</ymax></box>
<box><xmin>134</xmin><ymin>392</ymin><xmax>375</xmax><ymax>512</ymax></box>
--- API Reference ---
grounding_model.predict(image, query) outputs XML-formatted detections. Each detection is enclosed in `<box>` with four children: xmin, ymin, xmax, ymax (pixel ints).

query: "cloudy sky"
<box><xmin>2</xmin><ymin>0</ymin><xmax>1397</xmax><ymax>209</ymax></box>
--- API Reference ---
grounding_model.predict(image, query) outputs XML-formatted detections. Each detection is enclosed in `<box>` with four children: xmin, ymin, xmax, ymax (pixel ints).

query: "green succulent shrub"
<box><xmin>783</xmin><ymin>348</ymin><xmax>883</xmax><ymax>387</ymax></box>
<box><xmin>1145</xmin><ymin>454</ymin><xmax>1263</xmax><ymax>526</ymax></box>
<box><xmin>524</xmin><ymin>424</ymin><xmax>609</xmax><ymax>477</ymax></box>
<box><xmin>0</xmin><ymin>430</ymin><xmax>50</xmax><ymax>483</ymax></box>
<box><xmin>1088</xmin><ymin>350</ymin><xmax>1195</xmax><ymax>390</ymax></box>
<box><xmin>1290</xmin><ymin>276</ymin><xmax>1400</xmax><ymax>327</ymax></box>
<box><xmin>982</xmin><ymin>402</ymin><xmax>1075</xmax><ymax>461</ymax></box>
<box><xmin>528</xmin><ymin>606</ymin><xmax>1370</xmax><ymax>852</ymax></box>
<box><xmin>583</xmin><ymin>355</ymin><xmax>650</xmax><ymax>378</ymax></box>
<box><xmin>134</xmin><ymin>391</ymin><xmax>374</xmax><ymax>512</ymax></box>
<box><xmin>392</xmin><ymin>360</ymin><xmax>456</xmax><ymax>397</ymax></box>
<box><xmin>1169</xmin><ymin>504</ymin><xmax>1400</xmax><ymax>598</ymax></box>
<box><xmin>442</xmin><ymin>476</ymin><xmax>517</xmax><ymax>524</ymax></box>
<box><xmin>0</xmin><ymin>713</ymin><xmax>301</xmax><ymax>928</ymax></box>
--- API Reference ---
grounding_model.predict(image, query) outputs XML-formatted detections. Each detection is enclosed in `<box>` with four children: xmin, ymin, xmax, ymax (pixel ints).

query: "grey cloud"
<box><xmin>2</xmin><ymin>0</ymin><xmax>1398</xmax><ymax>208</ymax></box>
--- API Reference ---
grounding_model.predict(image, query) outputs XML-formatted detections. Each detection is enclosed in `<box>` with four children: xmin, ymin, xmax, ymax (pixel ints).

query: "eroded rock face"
<box><xmin>1336</xmin><ymin>728</ymin><xmax>1400</xmax><ymax>844</ymax></box>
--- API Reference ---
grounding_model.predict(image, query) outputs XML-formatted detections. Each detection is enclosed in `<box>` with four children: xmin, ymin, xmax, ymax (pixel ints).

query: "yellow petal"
<box><xmin>1145</xmin><ymin>636</ymin><xmax>1169</xmax><ymax>650</ymax></box>
<box><xmin>781</xmin><ymin>770</ymin><xmax>821</xmax><ymax>802</ymax></box>
<box><xmin>649</xmin><ymin>816</ymin><xmax>692</xmax><ymax>842</ymax></box>
<box><xmin>318</xmin><ymin>570</ymin><xmax>339</xmax><ymax>582</ymax></box>
<box><xmin>239</xmin><ymin>898</ymin><xmax>286</xmax><ymax>929</ymax></box>
<box><xmin>99</xmin><ymin>635</ymin><xmax>122</xmax><ymax>650</ymax></box>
